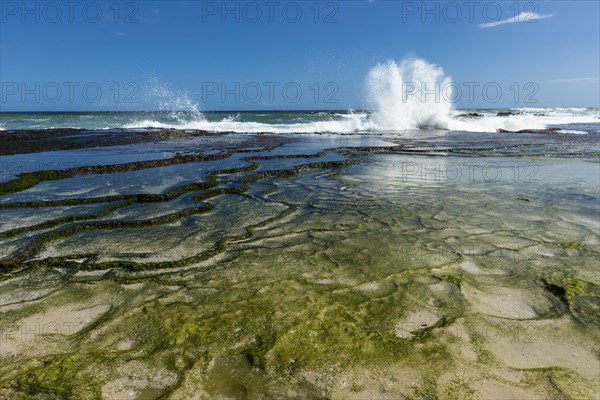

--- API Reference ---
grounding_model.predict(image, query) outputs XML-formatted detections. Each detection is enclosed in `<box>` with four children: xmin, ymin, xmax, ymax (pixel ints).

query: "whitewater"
<box><xmin>1</xmin><ymin>59</ymin><xmax>598</xmax><ymax>134</ymax></box>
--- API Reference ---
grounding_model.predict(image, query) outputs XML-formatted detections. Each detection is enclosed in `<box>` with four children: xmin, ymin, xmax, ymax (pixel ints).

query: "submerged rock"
<box><xmin>542</xmin><ymin>276</ymin><xmax>600</xmax><ymax>326</ymax></box>
<box><xmin>455</xmin><ymin>113</ymin><xmax>484</xmax><ymax>119</ymax></box>
<box><xmin>395</xmin><ymin>310</ymin><xmax>441</xmax><ymax>339</ymax></box>
<box><xmin>497</xmin><ymin>128</ymin><xmax>562</xmax><ymax>134</ymax></box>
<box><xmin>462</xmin><ymin>284</ymin><xmax>543</xmax><ymax>319</ymax></box>
<box><xmin>497</xmin><ymin>112</ymin><xmax>522</xmax><ymax>117</ymax></box>
<box><xmin>483</xmin><ymin>318</ymin><xmax>600</xmax><ymax>379</ymax></box>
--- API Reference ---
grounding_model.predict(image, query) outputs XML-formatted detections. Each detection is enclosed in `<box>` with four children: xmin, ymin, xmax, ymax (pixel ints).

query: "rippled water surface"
<box><xmin>0</xmin><ymin>130</ymin><xmax>599</xmax><ymax>399</ymax></box>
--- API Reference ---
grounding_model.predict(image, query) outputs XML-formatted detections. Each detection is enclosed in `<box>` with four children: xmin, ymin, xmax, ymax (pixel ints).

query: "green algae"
<box><xmin>543</xmin><ymin>276</ymin><xmax>599</xmax><ymax>302</ymax></box>
<box><xmin>0</xmin><ymin>151</ymin><xmax>239</xmax><ymax>196</ymax></box>
<box><xmin>558</xmin><ymin>242</ymin><xmax>588</xmax><ymax>251</ymax></box>
<box><xmin>542</xmin><ymin>276</ymin><xmax>600</xmax><ymax>326</ymax></box>
<box><xmin>1</xmin><ymin>149</ymin><xmax>599</xmax><ymax>399</ymax></box>
<box><xmin>1</xmin><ymin>157</ymin><xmax>349</xmax><ymax>270</ymax></box>
<box><xmin>15</xmin><ymin>353</ymin><xmax>103</xmax><ymax>398</ymax></box>
<box><xmin>12</xmin><ymin>203</ymin><xmax>214</xmax><ymax>263</ymax></box>
<box><xmin>0</xmin><ymin>200</ymin><xmax>134</xmax><ymax>240</ymax></box>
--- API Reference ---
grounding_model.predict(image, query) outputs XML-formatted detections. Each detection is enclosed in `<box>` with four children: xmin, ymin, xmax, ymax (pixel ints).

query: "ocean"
<box><xmin>1</xmin><ymin>107</ymin><xmax>599</xmax><ymax>134</ymax></box>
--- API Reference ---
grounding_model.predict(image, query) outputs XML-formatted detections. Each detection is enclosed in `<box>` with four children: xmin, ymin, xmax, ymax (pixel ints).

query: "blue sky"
<box><xmin>1</xmin><ymin>0</ymin><xmax>599</xmax><ymax>111</ymax></box>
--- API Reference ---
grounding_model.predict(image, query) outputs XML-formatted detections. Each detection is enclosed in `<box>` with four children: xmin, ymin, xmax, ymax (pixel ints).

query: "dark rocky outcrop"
<box><xmin>497</xmin><ymin>112</ymin><xmax>522</xmax><ymax>117</ymax></box>
<box><xmin>497</xmin><ymin>128</ymin><xmax>561</xmax><ymax>134</ymax></box>
<box><xmin>455</xmin><ymin>113</ymin><xmax>484</xmax><ymax>119</ymax></box>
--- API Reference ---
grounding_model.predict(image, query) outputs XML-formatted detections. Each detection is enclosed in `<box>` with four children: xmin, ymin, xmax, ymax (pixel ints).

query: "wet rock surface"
<box><xmin>455</xmin><ymin>113</ymin><xmax>484</xmax><ymax>119</ymax></box>
<box><xmin>497</xmin><ymin>127</ymin><xmax>562</xmax><ymax>134</ymax></box>
<box><xmin>0</xmin><ymin>133</ymin><xmax>598</xmax><ymax>399</ymax></box>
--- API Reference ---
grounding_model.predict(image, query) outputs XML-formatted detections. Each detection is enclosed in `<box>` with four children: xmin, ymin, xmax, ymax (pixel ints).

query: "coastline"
<box><xmin>1</xmin><ymin>121</ymin><xmax>598</xmax><ymax>398</ymax></box>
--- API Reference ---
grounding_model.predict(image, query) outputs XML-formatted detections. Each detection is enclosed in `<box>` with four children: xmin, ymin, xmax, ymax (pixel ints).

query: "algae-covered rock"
<box><xmin>543</xmin><ymin>276</ymin><xmax>600</xmax><ymax>326</ymax></box>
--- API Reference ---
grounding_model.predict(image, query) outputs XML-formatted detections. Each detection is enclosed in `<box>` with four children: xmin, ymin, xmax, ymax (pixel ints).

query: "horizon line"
<box><xmin>1</xmin><ymin>106</ymin><xmax>599</xmax><ymax>114</ymax></box>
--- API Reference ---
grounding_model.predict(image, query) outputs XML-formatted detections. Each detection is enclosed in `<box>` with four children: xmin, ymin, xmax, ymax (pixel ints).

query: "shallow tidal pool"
<box><xmin>0</xmin><ymin>133</ymin><xmax>599</xmax><ymax>399</ymax></box>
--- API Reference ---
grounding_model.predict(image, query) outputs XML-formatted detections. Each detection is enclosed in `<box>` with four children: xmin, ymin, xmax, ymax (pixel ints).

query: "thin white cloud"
<box><xmin>543</xmin><ymin>77</ymin><xmax>600</xmax><ymax>84</ymax></box>
<box><xmin>151</xmin><ymin>8</ymin><xmax>168</xmax><ymax>16</ymax></box>
<box><xmin>479</xmin><ymin>12</ymin><xmax>555</xmax><ymax>29</ymax></box>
